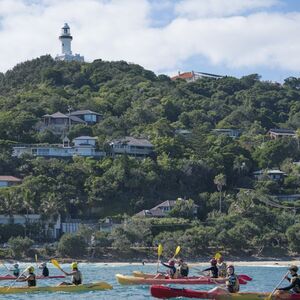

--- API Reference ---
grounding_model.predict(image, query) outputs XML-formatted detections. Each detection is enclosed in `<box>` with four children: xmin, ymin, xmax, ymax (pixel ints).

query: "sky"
<box><xmin>0</xmin><ymin>0</ymin><xmax>300</xmax><ymax>81</ymax></box>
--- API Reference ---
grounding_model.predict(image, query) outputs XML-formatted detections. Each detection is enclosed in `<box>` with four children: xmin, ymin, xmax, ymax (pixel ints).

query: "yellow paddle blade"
<box><xmin>51</xmin><ymin>259</ymin><xmax>62</xmax><ymax>270</ymax></box>
<box><xmin>158</xmin><ymin>244</ymin><xmax>163</xmax><ymax>257</ymax></box>
<box><xmin>174</xmin><ymin>246</ymin><xmax>181</xmax><ymax>257</ymax></box>
<box><xmin>214</xmin><ymin>252</ymin><xmax>222</xmax><ymax>260</ymax></box>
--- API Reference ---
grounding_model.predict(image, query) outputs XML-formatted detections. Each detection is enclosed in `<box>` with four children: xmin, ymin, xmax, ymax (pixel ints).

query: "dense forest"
<box><xmin>1</xmin><ymin>55</ymin><xmax>300</xmax><ymax>257</ymax></box>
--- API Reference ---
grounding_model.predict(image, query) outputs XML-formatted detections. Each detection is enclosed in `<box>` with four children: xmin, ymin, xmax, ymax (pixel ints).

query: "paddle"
<box><xmin>6</xmin><ymin>266</ymin><xmax>30</xmax><ymax>291</ymax></box>
<box><xmin>266</xmin><ymin>270</ymin><xmax>289</xmax><ymax>300</ymax></box>
<box><xmin>156</xmin><ymin>244</ymin><xmax>163</xmax><ymax>273</ymax></box>
<box><xmin>0</xmin><ymin>261</ymin><xmax>11</xmax><ymax>272</ymax></box>
<box><xmin>173</xmin><ymin>246</ymin><xmax>181</xmax><ymax>259</ymax></box>
<box><xmin>51</xmin><ymin>259</ymin><xmax>65</xmax><ymax>274</ymax></box>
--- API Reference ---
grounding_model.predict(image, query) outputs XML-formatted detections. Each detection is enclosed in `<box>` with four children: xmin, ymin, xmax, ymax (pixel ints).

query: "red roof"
<box><xmin>0</xmin><ymin>176</ymin><xmax>22</xmax><ymax>182</ymax></box>
<box><xmin>171</xmin><ymin>72</ymin><xmax>194</xmax><ymax>80</ymax></box>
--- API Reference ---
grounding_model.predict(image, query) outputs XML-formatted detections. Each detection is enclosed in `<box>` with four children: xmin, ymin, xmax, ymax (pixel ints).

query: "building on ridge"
<box><xmin>171</xmin><ymin>71</ymin><xmax>223</xmax><ymax>82</ymax></box>
<box><xmin>55</xmin><ymin>23</ymin><xmax>84</xmax><ymax>62</ymax></box>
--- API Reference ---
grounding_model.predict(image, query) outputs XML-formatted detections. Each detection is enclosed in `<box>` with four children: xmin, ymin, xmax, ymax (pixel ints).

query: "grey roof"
<box><xmin>69</xmin><ymin>115</ymin><xmax>86</xmax><ymax>123</ymax></box>
<box><xmin>253</xmin><ymin>169</ymin><xmax>286</xmax><ymax>175</ymax></box>
<box><xmin>73</xmin><ymin>136</ymin><xmax>97</xmax><ymax>140</ymax></box>
<box><xmin>110</xmin><ymin>136</ymin><xmax>153</xmax><ymax>147</ymax></box>
<box><xmin>43</xmin><ymin>112</ymin><xmax>68</xmax><ymax>119</ymax></box>
<box><xmin>268</xmin><ymin>128</ymin><xmax>295</xmax><ymax>134</ymax></box>
<box><xmin>62</xmin><ymin>23</ymin><xmax>70</xmax><ymax>29</ymax></box>
<box><xmin>70</xmin><ymin>110</ymin><xmax>101</xmax><ymax>116</ymax></box>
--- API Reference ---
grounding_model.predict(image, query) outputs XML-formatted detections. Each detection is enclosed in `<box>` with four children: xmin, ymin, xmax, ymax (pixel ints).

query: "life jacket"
<box><xmin>28</xmin><ymin>273</ymin><xmax>36</xmax><ymax>287</ymax></box>
<box><xmin>178</xmin><ymin>263</ymin><xmax>189</xmax><ymax>277</ymax></box>
<box><xmin>42</xmin><ymin>267</ymin><xmax>49</xmax><ymax>277</ymax></box>
<box><xmin>217</xmin><ymin>262</ymin><xmax>227</xmax><ymax>278</ymax></box>
<box><xmin>72</xmin><ymin>270</ymin><xmax>82</xmax><ymax>285</ymax></box>
<box><xmin>13</xmin><ymin>269</ymin><xmax>20</xmax><ymax>277</ymax></box>
<box><xmin>226</xmin><ymin>274</ymin><xmax>240</xmax><ymax>293</ymax></box>
<box><xmin>291</xmin><ymin>275</ymin><xmax>300</xmax><ymax>293</ymax></box>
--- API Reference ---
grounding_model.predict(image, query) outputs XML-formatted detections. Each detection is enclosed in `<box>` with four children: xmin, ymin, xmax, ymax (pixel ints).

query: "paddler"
<box><xmin>39</xmin><ymin>262</ymin><xmax>49</xmax><ymax>277</ymax></box>
<box><xmin>18</xmin><ymin>266</ymin><xmax>36</xmax><ymax>287</ymax></box>
<box><xmin>177</xmin><ymin>258</ymin><xmax>189</xmax><ymax>277</ymax></box>
<box><xmin>59</xmin><ymin>262</ymin><xmax>82</xmax><ymax>285</ymax></box>
<box><xmin>202</xmin><ymin>258</ymin><xmax>218</xmax><ymax>278</ymax></box>
<box><xmin>225</xmin><ymin>265</ymin><xmax>239</xmax><ymax>293</ymax></box>
<box><xmin>217</xmin><ymin>256</ymin><xmax>227</xmax><ymax>277</ymax></box>
<box><xmin>276</xmin><ymin>265</ymin><xmax>300</xmax><ymax>295</ymax></box>
<box><xmin>11</xmin><ymin>263</ymin><xmax>20</xmax><ymax>277</ymax></box>
<box><xmin>160</xmin><ymin>259</ymin><xmax>177</xmax><ymax>278</ymax></box>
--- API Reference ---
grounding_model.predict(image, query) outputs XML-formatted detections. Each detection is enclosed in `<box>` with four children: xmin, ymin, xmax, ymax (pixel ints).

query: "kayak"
<box><xmin>132</xmin><ymin>271</ymin><xmax>252</xmax><ymax>282</ymax></box>
<box><xmin>0</xmin><ymin>275</ymin><xmax>65</xmax><ymax>281</ymax></box>
<box><xmin>0</xmin><ymin>281</ymin><xmax>112</xmax><ymax>295</ymax></box>
<box><xmin>150</xmin><ymin>285</ymin><xmax>300</xmax><ymax>299</ymax></box>
<box><xmin>116</xmin><ymin>274</ymin><xmax>247</xmax><ymax>285</ymax></box>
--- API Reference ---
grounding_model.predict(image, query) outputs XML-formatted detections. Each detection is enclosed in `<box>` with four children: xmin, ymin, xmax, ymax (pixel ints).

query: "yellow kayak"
<box><xmin>132</xmin><ymin>271</ymin><xmax>165</xmax><ymax>279</ymax></box>
<box><xmin>0</xmin><ymin>282</ymin><xmax>112</xmax><ymax>294</ymax></box>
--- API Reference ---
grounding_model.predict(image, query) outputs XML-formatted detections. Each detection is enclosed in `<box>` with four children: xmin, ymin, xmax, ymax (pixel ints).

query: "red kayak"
<box><xmin>150</xmin><ymin>285</ymin><xmax>300</xmax><ymax>299</ymax></box>
<box><xmin>0</xmin><ymin>275</ymin><xmax>65</xmax><ymax>281</ymax></box>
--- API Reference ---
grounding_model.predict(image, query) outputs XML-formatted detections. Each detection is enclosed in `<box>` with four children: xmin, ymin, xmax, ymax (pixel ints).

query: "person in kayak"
<box><xmin>18</xmin><ymin>266</ymin><xmax>36</xmax><ymax>287</ymax></box>
<box><xmin>226</xmin><ymin>265</ymin><xmax>240</xmax><ymax>293</ymax></box>
<box><xmin>217</xmin><ymin>256</ymin><xmax>227</xmax><ymax>278</ymax></box>
<box><xmin>276</xmin><ymin>265</ymin><xmax>300</xmax><ymax>294</ymax></box>
<box><xmin>160</xmin><ymin>259</ymin><xmax>176</xmax><ymax>278</ymax></box>
<box><xmin>60</xmin><ymin>262</ymin><xmax>82</xmax><ymax>285</ymax></box>
<box><xmin>177</xmin><ymin>258</ymin><xmax>189</xmax><ymax>277</ymax></box>
<box><xmin>8</xmin><ymin>263</ymin><xmax>20</xmax><ymax>277</ymax></box>
<box><xmin>202</xmin><ymin>259</ymin><xmax>218</xmax><ymax>278</ymax></box>
<box><xmin>39</xmin><ymin>262</ymin><xmax>49</xmax><ymax>277</ymax></box>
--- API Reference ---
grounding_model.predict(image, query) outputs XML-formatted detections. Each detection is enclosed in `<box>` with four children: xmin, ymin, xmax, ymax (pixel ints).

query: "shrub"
<box><xmin>57</xmin><ymin>234</ymin><xmax>87</xmax><ymax>258</ymax></box>
<box><xmin>8</xmin><ymin>236</ymin><xmax>34</xmax><ymax>258</ymax></box>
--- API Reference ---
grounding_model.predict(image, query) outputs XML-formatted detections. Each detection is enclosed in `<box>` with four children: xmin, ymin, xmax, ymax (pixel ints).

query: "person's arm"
<box><xmin>202</xmin><ymin>267</ymin><xmax>213</xmax><ymax>272</ymax></box>
<box><xmin>278</xmin><ymin>280</ymin><xmax>296</xmax><ymax>291</ymax></box>
<box><xmin>161</xmin><ymin>262</ymin><xmax>173</xmax><ymax>269</ymax></box>
<box><xmin>63</xmin><ymin>270</ymin><xmax>76</xmax><ymax>276</ymax></box>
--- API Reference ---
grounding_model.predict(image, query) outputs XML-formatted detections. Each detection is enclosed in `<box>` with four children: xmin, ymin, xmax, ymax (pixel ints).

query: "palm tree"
<box><xmin>214</xmin><ymin>173</ymin><xmax>226</xmax><ymax>213</ymax></box>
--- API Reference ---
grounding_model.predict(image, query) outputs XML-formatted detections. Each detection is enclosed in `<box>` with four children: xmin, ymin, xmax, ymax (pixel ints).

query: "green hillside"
<box><xmin>1</xmin><ymin>55</ymin><xmax>300</xmax><ymax>255</ymax></box>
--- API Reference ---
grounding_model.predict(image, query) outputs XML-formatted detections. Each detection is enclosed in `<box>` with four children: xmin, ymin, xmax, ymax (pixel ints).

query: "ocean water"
<box><xmin>0</xmin><ymin>263</ymin><xmax>291</xmax><ymax>299</ymax></box>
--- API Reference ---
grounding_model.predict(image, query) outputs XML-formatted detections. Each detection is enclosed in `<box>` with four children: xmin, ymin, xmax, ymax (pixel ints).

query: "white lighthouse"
<box><xmin>55</xmin><ymin>23</ymin><xmax>84</xmax><ymax>62</ymax></box>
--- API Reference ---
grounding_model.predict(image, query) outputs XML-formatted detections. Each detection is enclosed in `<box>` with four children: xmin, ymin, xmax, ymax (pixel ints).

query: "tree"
<box><xmin>58</xmin><ymin>234</ymin><xmax>87</xmax><ymax>257</ymax></box>
<box><xmin>214</xmin><ymin>174</ymin><xmax>226</xmax><ymax>213</ymax></box>
<box><xmin>169</xmin><ymin>199</ymin><xmax>196</xmax><ymax>219</ymax></box>
<box><xmin>8</xmin><ymin>236</ymin><xmax>34</xmax><ymax>258</ymax></box>
<box><xmin>286</xmin><ymin>223</ymin><xmax>300</xmax><ymax>252</ymax></box>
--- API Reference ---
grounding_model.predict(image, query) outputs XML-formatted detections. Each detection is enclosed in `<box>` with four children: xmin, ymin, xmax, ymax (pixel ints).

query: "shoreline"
<box><xmin>9</xmin><ymin>260</ymin><xmax>300</xmax><ymax>267</ymax></box>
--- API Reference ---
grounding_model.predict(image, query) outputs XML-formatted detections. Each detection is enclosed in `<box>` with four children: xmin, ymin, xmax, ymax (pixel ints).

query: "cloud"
<box><xmin>174</xmin><ymin>0</ymin><xmax>280</xmax><ymax>18</ymax></box>
<box><xmin>0</xmin><ymin>0</ymin><xmax>300</xmax><ymax>76</ymax></box>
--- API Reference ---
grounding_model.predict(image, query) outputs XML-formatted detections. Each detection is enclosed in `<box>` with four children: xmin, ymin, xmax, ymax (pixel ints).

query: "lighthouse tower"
<box><xmin>55</xmin><ymin>23</ymin><xmax>84</xmax><ymax>62</ymax></box>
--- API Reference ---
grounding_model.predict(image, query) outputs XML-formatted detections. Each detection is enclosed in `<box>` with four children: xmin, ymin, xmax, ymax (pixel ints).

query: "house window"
<box><xmin>84</xmin><ymin>114</ymin><xmax>96</xmax><ymax>122</ymax></box>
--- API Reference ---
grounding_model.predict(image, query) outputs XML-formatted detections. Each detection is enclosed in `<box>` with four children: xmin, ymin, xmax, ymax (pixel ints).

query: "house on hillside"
<box><xmin>38</xmin><ymin>112</ymin><xmax>86</xmax><ymax>134</ymax></box>
<box><xmin>171</xmin><ymin>71</ymin><xmax>223</xmax><ymax>82</ymax></box>
<box><xmin>0</xmin><ymin>176</ymin><xmax>22</xmax><ymax>188</ymax></box>
<box><xmin>70</xmin><ymin>110</ymin><xmax>102</xmax><ymax>124</ymax></box>
<box><xmin>213</xmin><ymin>128</ymin><xmax>241</xmax><ymax>139</ymax></box>
<box><xmin>268</xmin><ymin>128</ymin><xmax>296</xmax><ymax>139</ymax></box>
<box><xmin>253</xmin><ymin>169</ymin><xmax>286</xmax><ymax>182</ymax></box>
<box><xmin>109</xmin><ymin>136</ymin><xmax>154</xmax><ymax>157</ymax></box>
<box><xmin>0</xmin><ymin>214</ymin><xmax>61</xmax><ymax>239</ymax></box>
<box><xmin>37</xmin><ymin>110</ymin><xmax>102</xmax><ymax>134</ymax></box>
<box><xmin>12</xmin><ymin>136</ymin><xmax>105</xmax><ymax>159</ymax></box>
<box><xmin>135</xmin><ymin>199</ymin><xmax>198</xmax><ymax>218</ymax></box>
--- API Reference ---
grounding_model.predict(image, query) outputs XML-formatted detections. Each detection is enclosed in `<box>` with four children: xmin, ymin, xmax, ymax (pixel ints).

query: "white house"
<box><xmin>109</xmin><ymin>136</ymin><xmax>154</xmax><ymax>157</ymax></box>
<box><xmin>0</xmin><ymin>214</ymin><xmax>61</xmax><ymax>239</ymax></box>
<box><xmin>171</xmin><ymin>71</ymin><xmax>223</xmax><ymax>82</ymax></box>
<box><xmin>0</xmin><ymin>176</ymin><xmax>22</xmax><ymax>188</ymax></box>
<box><xmin>12</xmin><ymin>136</ymin><xmax>105</xmax><ymax>159</ymax></box>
